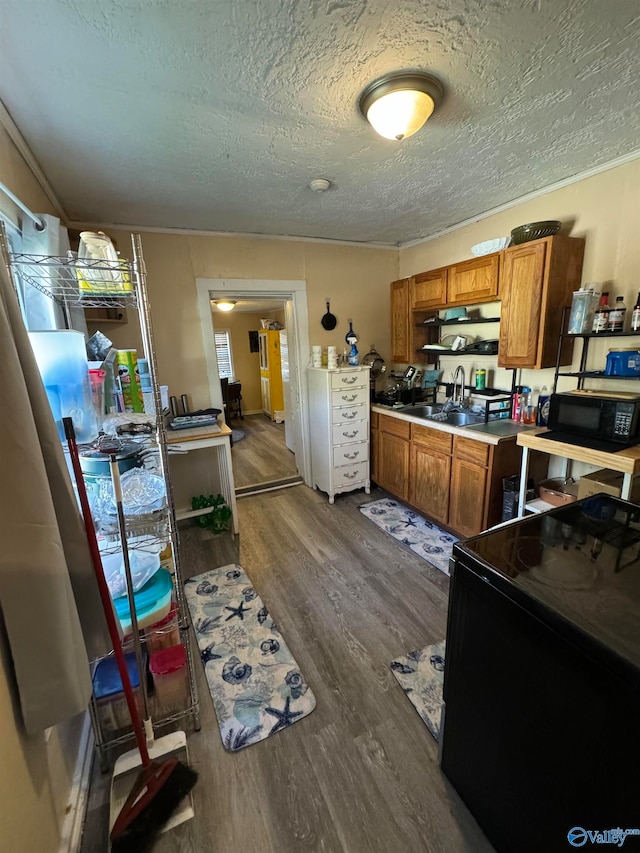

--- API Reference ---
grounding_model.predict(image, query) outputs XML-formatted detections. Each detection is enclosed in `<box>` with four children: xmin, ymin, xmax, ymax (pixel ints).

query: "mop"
<box><xmin>64</xmin><ymin>418</ymin><xmax>197</xmax><ymax>852</ymax></box>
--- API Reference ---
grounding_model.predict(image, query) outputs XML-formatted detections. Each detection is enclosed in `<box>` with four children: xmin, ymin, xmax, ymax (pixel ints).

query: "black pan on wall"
<box><xmin>321</xmin><ymin>299</ymin><xmax>337</xmax><ymax>330</ymax></box>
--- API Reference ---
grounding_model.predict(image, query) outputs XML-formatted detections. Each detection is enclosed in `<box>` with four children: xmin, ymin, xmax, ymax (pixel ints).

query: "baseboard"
<box><xmin>236</xmin><ymin>475</ymin><xmax>304</xmax><ymax>498</ymax></box>
<box><xmin>59</xmin><ymin>711</ymin><xmax>94</xmax><ymax>853</ymax></box>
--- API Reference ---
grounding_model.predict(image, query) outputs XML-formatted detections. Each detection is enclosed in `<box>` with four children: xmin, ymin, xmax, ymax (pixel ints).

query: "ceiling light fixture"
<box><xmin>358</xmin><ymin>71</ymin><xmax>444</xmax><ymax>141</ymax></box>
<box><xmin>212</xmin><ymin>299</ymin><xmax>237</xmax><ymax>312</ymax></box>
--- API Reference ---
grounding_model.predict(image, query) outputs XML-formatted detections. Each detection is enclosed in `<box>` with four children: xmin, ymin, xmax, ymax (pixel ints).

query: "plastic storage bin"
<box><xmin>113</xmin><ymin>567</ymin><xmax>173</xmax><ymax>633</ymax></box>
<box><xmin>567</xmin><ymin>288</ymin><xmax>600</xmax><ymax>335</ymax></box>
<box><xmin>92</xmin><ymin>651</ymin><xmax>145</xmax><ymax>737</ymax></box>
<box><xmin>149</xmin><ymin>643</ymin><xmax>188</xmax><ymax>712</ymax></box>
<box><xmin>144</xmin><ymin>603</ymin><xmax>180</xmax><ymax>655</ymax></box>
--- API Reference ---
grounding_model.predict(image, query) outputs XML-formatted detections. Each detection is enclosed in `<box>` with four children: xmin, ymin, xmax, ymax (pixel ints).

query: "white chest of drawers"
<box><xmin>307</xmin><ymin>366</ymin><xmax>371</xmax><ymax>504</ymax></box>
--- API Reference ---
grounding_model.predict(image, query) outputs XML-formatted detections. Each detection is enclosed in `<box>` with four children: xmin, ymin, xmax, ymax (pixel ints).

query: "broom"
<box><xmin>63</xmin><ymin>418</ymin><xmax>197</xmax><ymax>852</ymax></box>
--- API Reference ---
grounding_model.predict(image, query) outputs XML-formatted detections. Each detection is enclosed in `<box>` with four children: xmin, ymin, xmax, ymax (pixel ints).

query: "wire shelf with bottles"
<box><xmin>8</xmin><ymin>252</ymin><xmax>138</xmax><ymax>309</ymax></box>
<box><xmin>553</xmin><ymin>306</ymin><xmax>640</xmax><ymax>393</ymax></box>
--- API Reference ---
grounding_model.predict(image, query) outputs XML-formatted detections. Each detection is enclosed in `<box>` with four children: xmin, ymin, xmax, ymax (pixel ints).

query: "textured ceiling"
<box><xmin>1</xmin><ymin>0</ymin><xmax>639</xmax><ymax>245</ymax></box>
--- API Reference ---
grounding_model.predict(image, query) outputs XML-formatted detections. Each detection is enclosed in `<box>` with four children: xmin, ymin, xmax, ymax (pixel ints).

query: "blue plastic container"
<box><xmin>605</xmin><ymin>349</ymin><xmax>640</xmax><ymax>377</ymax></box>
<box><xmin>113</xmin><ymin>567</ymin><xmax>173</xmax><ymax>632</ymax></box>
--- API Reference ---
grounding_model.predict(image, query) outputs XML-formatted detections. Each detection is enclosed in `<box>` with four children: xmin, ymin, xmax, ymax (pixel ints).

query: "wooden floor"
<box><xmin>80</xmin><ymin>485</ymin><xmax>493</xmax><ymax>853</ymax></box>
<box><xmin>230</xmin><ymin>413</ymin><xmax>299</xmax><ymax>490</ymax></box>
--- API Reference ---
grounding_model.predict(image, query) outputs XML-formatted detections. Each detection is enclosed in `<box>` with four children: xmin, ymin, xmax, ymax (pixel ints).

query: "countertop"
<box><xmin>517</xmin><ymin>428</ymin><xmax>640</xmax><ymax>475</ymax></box>
<box><xmin>371</xmin><ymin>404</ymin><xmax>539</xmax><ymax>446</ymax></box>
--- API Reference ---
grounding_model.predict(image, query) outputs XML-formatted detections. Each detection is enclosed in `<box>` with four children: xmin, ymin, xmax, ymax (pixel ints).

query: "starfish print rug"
<box><xmin>359</xmin><ymin>498</ymin><xmax>456</xmax><ymax>576</ymax></box>
<box><xmin>184</xmin><ymin>563</ymin><xmax>316</xmax><ymax>751</ymax></box>
<box><xmin>390</xmin><ymin>641</ymin><xmax>446</xmax><ymax>741</ymax></box>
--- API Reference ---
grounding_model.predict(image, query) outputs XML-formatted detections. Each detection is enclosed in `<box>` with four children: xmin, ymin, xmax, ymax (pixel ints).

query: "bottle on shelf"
<box><xmin>522</xmin><ymin>388</ymin><xmax>538</xmax><ymax>425</ymax></box>
<box><xmin>632</xmin><ymin>292</ymin><xmax>640</xmax><ymax>333</ymax></box>
<box><xmin>475</xmin><ymin>368</ymin><xmax>486</xmax><ymax>390</ymax></box>
<box><xmin>537</xmin><ymin>385</ymin><xmax>550</xmax><ymax>426</ymax></box>
<box><xmin>592</xmin><ymin>292</ymin><xmax>610</xmax><ymax>333</ymax></box>
<box><xmin>607</xmin><ymin>296</ymin><xmax>627</xmax><ymax>333</ymax></box>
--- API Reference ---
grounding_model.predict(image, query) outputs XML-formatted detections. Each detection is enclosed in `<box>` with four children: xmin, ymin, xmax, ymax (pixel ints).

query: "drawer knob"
<box><xmin>341</xmin><ymin>377</ymin><xmax>357</xmax><ymax>384</ymax></box>
<box><xmin>341</xmin><ymin>411</ymin><xmax>357</xmax><ymax>419</ymax></box>
<box><xmin>341</xmin><ymin>394</ymin><xmax>357</xmax><ymax>402</ymax></box>
<box><xmin>342</xmin><ymin>430</ymin><xmax>358</xmax><ymax>438</ymax></box>
<box><xmin>344</xmin><ymin>451</ymin><xmax>359</xmax><ymax>460</ymax></box>
<box><xmin>344</xmin><ymin>470</ymin><xmax>358</xmax><ymax>479</ymax></box>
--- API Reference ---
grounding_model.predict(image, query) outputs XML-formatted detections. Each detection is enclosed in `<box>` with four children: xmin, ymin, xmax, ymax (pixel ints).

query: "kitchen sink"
<box><xmin>399</xmin><ymin>404</ymin><xmax>444</xmax><ymax>418</ymax></box>
<box><xmin>443</xmin><ymin>412</ymin><xmax>485</xmax><ymax>426</ymax></box>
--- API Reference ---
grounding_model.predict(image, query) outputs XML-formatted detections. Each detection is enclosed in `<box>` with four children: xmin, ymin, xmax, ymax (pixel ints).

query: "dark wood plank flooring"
<box><xmin>230</xmin><ymin>414</ymin><xmax>299</xmax><ymax>490</ymax></box>
<box><xmin>80</xmin><ymin>485</ymin><xmax>493</xmax><ymax>853</ymax></box>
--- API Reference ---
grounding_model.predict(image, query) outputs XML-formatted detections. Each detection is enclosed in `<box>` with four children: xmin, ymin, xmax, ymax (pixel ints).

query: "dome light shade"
<box><xmin>213</xmin><ymin>299</ymin><xmax>236</xmax><ymax>312</ymax></box>
<box><xmin>359</xmin><ymin>72</ymin><xmax>444</xmax><ymax>141</ymax></box>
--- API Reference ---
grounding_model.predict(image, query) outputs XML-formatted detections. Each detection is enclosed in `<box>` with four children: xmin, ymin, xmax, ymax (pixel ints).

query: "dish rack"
<box><xmin>0</xmin><ymin>227</ymin><xmax>200</xmax><ymax>770</ymax></box>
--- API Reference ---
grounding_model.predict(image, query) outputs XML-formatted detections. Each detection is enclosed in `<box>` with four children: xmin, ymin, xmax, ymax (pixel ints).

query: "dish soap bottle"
<box><xmin>346</xmin><ymin>319</ymin><xmax>359</xmax><ymax>365</ymax></box>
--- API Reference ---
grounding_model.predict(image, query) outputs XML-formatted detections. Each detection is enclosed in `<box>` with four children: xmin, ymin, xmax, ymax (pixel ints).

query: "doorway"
<box><xmin>196</xmin><ymin>278</ymin><xmax>310</xmax><ymax>493</ymax></box>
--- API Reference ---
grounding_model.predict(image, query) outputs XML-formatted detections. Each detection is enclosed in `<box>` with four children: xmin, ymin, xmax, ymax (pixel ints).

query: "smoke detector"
<box><xmin>310</xmin><ymin>178</ymin><xmax>331</xmax><ymax>192</ymax></box>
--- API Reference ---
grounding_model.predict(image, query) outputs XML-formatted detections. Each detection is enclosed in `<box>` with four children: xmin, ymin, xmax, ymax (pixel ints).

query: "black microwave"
<box><xmin>547</xmin><ymin>391</ymin><xmax>640</xmax><ymax>446</ymax></box>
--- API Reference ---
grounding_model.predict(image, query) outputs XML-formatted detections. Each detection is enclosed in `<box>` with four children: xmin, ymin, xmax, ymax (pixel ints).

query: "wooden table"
<box><xmin>166</xmin><ymin>421</ymin><xmax>239</xmax><ymax>533</ymax></box>
<box><xmin>516</xmin><ymin>428</ymin><xmax>640</xmax><ymax>516</ymax></box>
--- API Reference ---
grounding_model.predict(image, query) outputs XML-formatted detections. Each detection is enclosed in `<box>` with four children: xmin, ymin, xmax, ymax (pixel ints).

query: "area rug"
<box><xmin>184</xmin><ymin>564</ymin><xmax>316</xmax><ymax>751</ymax></box>
<box><xmin>391</xmin><ymin>641</ymin><xmax>446</xmax><ymax>740</ymax></box>
<box><xmin>359</xmin><ymin>498</ymin><xmax>456</xmax><ymax>576</ymax></box>
<box><xmin>231</xmin><ymin>429</ymin><xmax>245</xmax><ymax>443</ymax></box>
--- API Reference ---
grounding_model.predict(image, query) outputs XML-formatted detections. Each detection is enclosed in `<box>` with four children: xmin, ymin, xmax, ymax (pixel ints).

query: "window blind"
<box><xmin>215</xmin><ymin>329</ymin><xmax>234</xmax><ymax>379</ymax></box>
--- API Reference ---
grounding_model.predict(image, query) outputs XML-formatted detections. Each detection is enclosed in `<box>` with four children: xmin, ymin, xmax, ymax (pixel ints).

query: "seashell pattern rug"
<box><xmin>185</xmin><ymin>564</ymin><xmax>316</xmax><ymax>751</ymax></box>
<box><xmin>391</xmin><ymin>641</ymin><xmax>446</xmax><ymax>740</ymax></box>
<box><xmin>359</xmin><ymin>498</ymin><xmax>456</xmax><ymax>576</ymax></box>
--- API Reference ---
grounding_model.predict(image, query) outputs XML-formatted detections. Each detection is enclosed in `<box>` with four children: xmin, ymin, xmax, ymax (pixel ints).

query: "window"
<box><xmin>215</xmin><ymin>329</ymin><xmax>234</xmax><ymax>379</ymax></box>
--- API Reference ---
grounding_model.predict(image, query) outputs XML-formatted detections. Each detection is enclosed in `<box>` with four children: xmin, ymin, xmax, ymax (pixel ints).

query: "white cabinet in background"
<box><xmin>307</xmin><ymin>366</ymin><xmax>371</xmax><ymax>504</ymax></box>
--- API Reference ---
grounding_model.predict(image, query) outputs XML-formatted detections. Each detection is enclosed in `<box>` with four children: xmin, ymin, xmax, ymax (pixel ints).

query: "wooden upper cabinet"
<box><xmin>448</xmin><ymin>254</ymin><xmax>499</xmax><ymax>305</ymax></box>
<box><xmin>412</xmin><ymin>268</ymin><xmax>448</xmax><ymax>310</ymax></box>
<box><xmin>499</xmin><ymin>236</ymin><xmax>585</xmax><ymax>369</ymax></box>
<box><xmin>390</xmin><ymin>277</ymin><xmax>411</xmax><ymax>363</ymax></box>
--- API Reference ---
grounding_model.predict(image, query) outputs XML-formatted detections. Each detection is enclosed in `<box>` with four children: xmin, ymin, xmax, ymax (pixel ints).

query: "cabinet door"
<box><xmin>498</xmin><ymin>242</ymin><xmax>546</xmax><ymax>368</ymax></box>
<box><xmin>370</xmin><ymin>422</ymin><xmax>378</xmax><ymax>484</ymax></box>
<box><xmin>409</xmin><ymin>444</ymin><xmax>451</xmax><ymax>525</ymax></box>
<box><xmin>259</xmin><ymin>332</ymin><xmax>268</xmax><ymax>370</ymax></box>
<box><xmin>449</xmin><ymin>458</ymin><xmax>488</xmax><ymax>537</ymax></box>
<box><xmin>261</xmin><ymin>376</ymin><xmax>271</xmax><ymax>415</ymax></box>
<box><xmin>448</xmin><ymin>255</ymin><xmax>499</xmax><ymax>305</ymax></box>
<box><xmin>391</xmin><ymin>278</ymin><xmax>411</xmax><ymax>363</ymax></box>
<box><xmin>378</xmin><ymin>432</ymin><xmax>410</xmax><ymax>500</ymax></box>
<box><xmin>412</xmin><ymin>268</ymin><xmax>448</xmax><ymax>310</ymax></box>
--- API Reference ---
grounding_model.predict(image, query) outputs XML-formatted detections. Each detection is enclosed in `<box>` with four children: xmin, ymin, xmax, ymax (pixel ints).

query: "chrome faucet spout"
<box><xmin>452</xmin><ymin>365</ymin><xmax>466</xmax><ymax>406</ymax></box>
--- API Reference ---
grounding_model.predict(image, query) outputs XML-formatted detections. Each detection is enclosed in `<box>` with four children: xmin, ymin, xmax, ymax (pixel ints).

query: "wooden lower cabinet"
<box><xmin>373</xmin><ymin>414</ymin><xmax>544</xmax><ymax>537</ymax></box>
<box><xmin>448</xmin><ymin>458</ymin><xmax>488</xmax><ymax>537</ymax></box>
<box><xmin>370</xmin><ymin>412</ymin><xmax>379</xmax><ymax>484</ymax></box>
<box><xmin>377</xmin><ymin>415</ymin><xmax>410</xmax><ymax>500</ymax></box>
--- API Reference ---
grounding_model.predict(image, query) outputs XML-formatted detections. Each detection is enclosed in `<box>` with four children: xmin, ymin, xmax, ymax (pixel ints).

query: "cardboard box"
<box><xmin>577</xmin><ymin>468</ymin><xmax>640</xmax><ymax>503</ymax></box>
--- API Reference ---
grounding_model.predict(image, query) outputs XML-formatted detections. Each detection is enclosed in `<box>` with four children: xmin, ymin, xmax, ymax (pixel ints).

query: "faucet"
<box><xmin>452</xmin><ymin>365</ymin><xmax>466</xmax><ymax>407</ymax></box>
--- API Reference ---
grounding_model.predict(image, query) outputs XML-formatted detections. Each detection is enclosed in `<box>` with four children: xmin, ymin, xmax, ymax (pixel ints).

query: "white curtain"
<box><xmin>0</xmin><ymin>249</ymin><xmax>110</xmax><ymax>732</ymax></box>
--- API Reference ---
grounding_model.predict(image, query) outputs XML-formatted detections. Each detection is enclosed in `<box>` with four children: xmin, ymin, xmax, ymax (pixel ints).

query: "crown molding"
<box><xmin>399</xmin><ymin>149</ymin><xmax>640</xmax><ymax>250</ymax></box>
<box><xmin>0</xmin><ymin>99</ymin><xmax>68</xmax><ymax>223</ymax></box>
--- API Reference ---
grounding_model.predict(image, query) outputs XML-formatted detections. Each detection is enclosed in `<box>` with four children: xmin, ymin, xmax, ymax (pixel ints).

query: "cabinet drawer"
<box><xmin>454</xmin><ymin>436</ymin><xmax>489</xmax><ymax>466</ymax></box>
<box><xmin>411</xmin><ymin>423</ymin><xmax>452</xmax><ymax>455</ymax></box>
<box><xmin>331</xmin><ymin>371</ymin><xmax>365</xmax><ymax>390</ymax></box>
<box><xmin>334</xmin><ymin>460</ymin><xmax>368</xmax><ymax>487</ymax></box>
<box><xmin>331</xmin><ymin>386</ymin><xmax>369</xmax><ymax>407</ymax></box>
<box><xmin>332</xmin><ymin>421</ymin><xmax>368</xmax><ymax>445</ymax></box>
<box><xmin>379</xmin><ymin>415</ymin><xmax>411</xmax><ymax>439</ymax></box>
<box><xmin>332</xmin><ymin>403</ymin><xmax>367</xmax><ymax>424</ymax></box>
<box><xmin>333</xmin><ymin>441</ymin><xmax>368</xmax><ymax>467</ymax></box>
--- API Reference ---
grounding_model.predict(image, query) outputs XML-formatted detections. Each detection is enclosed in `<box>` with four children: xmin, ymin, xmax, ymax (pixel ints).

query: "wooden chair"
<box><xmin>226</xmin><ymin>382</ymin><xmax>243</xmax><ymax>420</ymax></box>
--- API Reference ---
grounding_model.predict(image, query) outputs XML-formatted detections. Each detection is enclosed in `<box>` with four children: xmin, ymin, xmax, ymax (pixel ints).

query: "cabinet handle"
<box><xmin>341</xmin><ymin>411</ymin><xmax>357</xmax><ymax>420</ymax></box>
<box><xmin>343</xmin><ymin>450</ymin><xmax>359</xmax><ymax>460</ymax></box>
<box><xmin>341</xmin><ymin>376</ymin><xmax>358</xmax><ymax>385</ymax></box>
<box><xmin>341</xmin><ymin>394</ymin><xmax>357</xmax><ymax>402</ymax></box>
<box><xmin>344</xmin><ymin>470</ymin><xmax>358</xmax><ymax>479</ymax></box>
<box><xmin>342</xmin><ymin>430</ymin><xmax>358</xmax><ymax>438</ymax></box>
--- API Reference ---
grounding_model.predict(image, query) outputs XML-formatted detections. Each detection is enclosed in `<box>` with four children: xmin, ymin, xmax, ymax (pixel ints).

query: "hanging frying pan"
<box><xmin>321</xmin><ymin>299</ymin><xmax>337</xmax><ymax>330</ymax></box>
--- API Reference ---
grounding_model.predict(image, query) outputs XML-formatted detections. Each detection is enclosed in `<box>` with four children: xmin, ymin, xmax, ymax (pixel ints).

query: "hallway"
<box><xmin>230</xmin><ymin>413</ymin><xmax>299</xmax><ymax>491</ymax></box>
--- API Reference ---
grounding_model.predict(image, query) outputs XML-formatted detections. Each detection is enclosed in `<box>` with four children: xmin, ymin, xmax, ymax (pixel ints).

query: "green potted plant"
<box><xmin>191</xmin><ymin>494</ymin><xmax>232</xmax><ymax>533</ymax></box>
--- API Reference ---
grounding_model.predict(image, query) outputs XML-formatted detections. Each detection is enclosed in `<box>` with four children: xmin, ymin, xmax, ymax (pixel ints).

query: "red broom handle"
<box><xmin>63</xmin><ymin>418</ymin><xmax>150</xmax><ymax>767</ymax></box>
